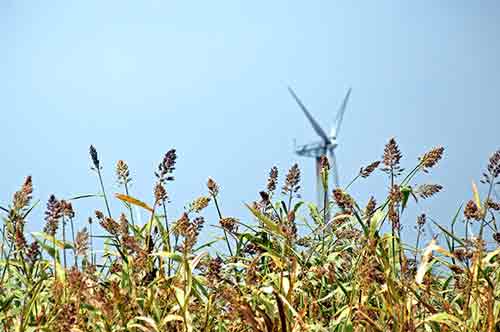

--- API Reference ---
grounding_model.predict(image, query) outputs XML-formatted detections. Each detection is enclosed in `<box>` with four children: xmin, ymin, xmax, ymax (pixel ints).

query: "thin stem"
<box><xmin>162</xmin><ymin>201</ymin><xmax>172</xmax><ymax>276</ymax></box>
<box><xmin>124</xmin><ymin>182</ymin><xmax>135</xmax><ymax>227</ymax></box>
<box><xmin>344</xmin><ymin>174</ymin><xmax>361</xmax><ymax>191</ymax></box>
<box><xmin>415</xmin><ymin>226</ymin><xmax>422</xmax><ymax>263</ymax></box>
<box><xmin>89</xmin><ymin>221</ymin><xmax>94</xmax><ymax>266</ymax></box>
<box><xmin>53</xmin><ymin>235</ymin><xmax>57</xmax><ymax>280</ymax></box>
<box><xmin>62</xmin><ymin>216</ymin><xmax>67</xmax><ymax>269</ymax></box>
<box><xmin>97</xmin><ymin>168</ymin><xmax>112</xmax><ymax>218</ymax></box>
<box><xmin>69</xmin><ymin>216</ymin><xmax>77</xmax><ymax>268</ymax></box>
<box><xmin>212</xmin><ymin>196</ymin><xmax>233</xmax><ymax>256</ymax></box>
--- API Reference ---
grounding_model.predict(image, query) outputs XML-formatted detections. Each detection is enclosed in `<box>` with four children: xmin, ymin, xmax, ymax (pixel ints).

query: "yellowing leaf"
<box><xmin>472</xmin><ymin>181</ymin><xmax>483</xmax><ymax>214</ymax></box>
<box><xmin>115</xmin><ymin>193</ymin><xmax>153</xmax><ymax>212</ymax></box>
<box><xmin>415</xmin><ymin>239</ymin><xmax>452</xmax><ymax>284</ymax></box>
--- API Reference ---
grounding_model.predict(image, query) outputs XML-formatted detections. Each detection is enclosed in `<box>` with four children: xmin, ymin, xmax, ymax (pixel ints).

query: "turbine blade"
<box><xmin>331</xmin><ymin>88</ymin><xmax>352</xmax><ymax>138</ymax></box>
<box><xmin>288</xmin><ymin>86</ymin><xmax>330</xmax><ymax>143</ymax></box>
<box><xmin>329</xmin><ymin>148</ymin><xmax>339</xmax><ymax>188</ymax></box>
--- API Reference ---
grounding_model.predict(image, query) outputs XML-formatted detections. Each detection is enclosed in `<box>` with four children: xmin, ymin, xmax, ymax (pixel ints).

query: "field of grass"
<box><xmin>1</xmin><ymin>138</ymin><xmax>499</xmax><ymax>331</ymax></box>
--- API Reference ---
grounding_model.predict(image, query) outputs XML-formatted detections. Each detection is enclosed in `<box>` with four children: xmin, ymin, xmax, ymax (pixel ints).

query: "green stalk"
<box><xmin>62</xmin><ymin>216</ymin><xmax>67</xmax><ymax>269</ymax></box>
<box><xmin>124</xmin><ymin>182</ymin><xmax>135</xmax><ymax>227</ymax></box>
<box><xmin>97</xmin><ymin>168</ymin><xmax>112</xmax><ymax>218</ymax></box>
<box><xmin>53</xmin><ymin>235</ymin><xmax>57</xmax><ymax>280</ymax></box>
<box><xmin>162</xmin><ymin>201</ymin><xmax>172</xmax><ymax>276</ymax></box>
<box><xmin>69</xmin><ymin>216</ymin><xmax>77</xmax><ymax>268</ymax></box>
<box><xmin>89</xmin><ymin>221</ymin><xmax>94</xmax><ymax>266</ymax></box>
<box><xmin>212</xmin><ymin>196</ymin><xmax>233</xmax><ymax>256</ymax></box>
<box><xmin>344</xmin><ymin>174</ymin><xmax>361</xmax><ymax>191</ymax></box>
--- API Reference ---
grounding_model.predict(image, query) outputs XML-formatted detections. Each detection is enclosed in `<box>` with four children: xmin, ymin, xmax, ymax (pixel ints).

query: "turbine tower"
<box><xmin>288</xmin><ymin>86</ymin><xmax>352</xmax><ymax>213</ymax></box>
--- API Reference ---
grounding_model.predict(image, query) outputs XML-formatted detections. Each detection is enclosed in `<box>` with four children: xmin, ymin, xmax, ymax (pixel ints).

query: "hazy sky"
<box><xmin>1</xmin><ymin>1</ymin><xmax>499</xmax><ymax>246</ymax></box>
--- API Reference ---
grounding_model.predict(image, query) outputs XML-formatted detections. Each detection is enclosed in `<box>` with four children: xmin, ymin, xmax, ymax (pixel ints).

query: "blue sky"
<box><xmin>1</xmin><ymin>1</ymin><xmax>499</xmax><ymax>246</ymax></box>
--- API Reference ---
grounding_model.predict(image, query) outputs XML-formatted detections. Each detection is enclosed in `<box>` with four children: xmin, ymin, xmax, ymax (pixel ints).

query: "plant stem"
<box><xmin>69</xmin><ymin>216</ymin><xmax>77</xmax><ymax>268</ymax></box>
<box><xmin>213</xmin><ymin>196</ymin><xmax>233</xmax><ymax>256</ymax></box>
<box><xmin>124</xmin><ymin>182</ymin><xmax>135</xmax><ymax>227</ymax></box>
<box><xmin>97</xmin><ymin>168</ymin><xmax>112</xmax><ymax>218</ymax></box>
<box><xmin>62</xmin><ymin>216</ymin><xmax>67</xmax><ymax>269</ymax></box>
<box><xmin>162</xmin><ymin>201</ymin><xmax>172</xmax><ymax>276</ymax></box>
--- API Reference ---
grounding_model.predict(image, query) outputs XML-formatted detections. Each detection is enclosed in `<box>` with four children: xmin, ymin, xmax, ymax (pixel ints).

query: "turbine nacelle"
<box><xmin>288</xmin><ymin>86</ymin><xmax>351</xmax><ymax>190</ymax></box>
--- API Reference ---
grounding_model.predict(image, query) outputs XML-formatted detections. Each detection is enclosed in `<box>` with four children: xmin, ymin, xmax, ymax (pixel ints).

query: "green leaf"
<box><xmin>245</xmin><ymin>203</ymin><xmax>285</xmax><ymax>237</ymax></box>
<box><xmin>31</xmin><ymin>232</ymin><xmax>74</xmax><ymax>249</ymax></box>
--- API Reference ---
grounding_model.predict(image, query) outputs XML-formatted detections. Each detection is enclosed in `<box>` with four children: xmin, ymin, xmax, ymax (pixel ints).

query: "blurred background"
<box><xmin>1</xmin><ymin>1</ymin><xmax>499</xmax><ymax>247</ymax></box>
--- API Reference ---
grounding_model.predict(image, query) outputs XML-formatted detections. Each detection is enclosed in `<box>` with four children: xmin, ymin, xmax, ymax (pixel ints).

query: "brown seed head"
<box><xmin>487</xmin><ymin>150</ymin><xmax>500</xmax><ymax>179</ymax></box>
<box><xmin>493</xmin><ymin>232</ymin><xmax>500</xmax><ymax>244</ymax></box>
<box><xmin>220</xmin><ymin>217</ymin><xmax>238</xmax><ymax>233</ymax></box>
<box><xmin>464</xmin><ymin>200</ymin><xmax>481</xmax><ymax>220</ymax></box>
<box><xmin>75</xmin><ymin>228</ymin><xmax>89</xmax><ymax>257</ymax></box>
<box><xmin>44</xmin><ymin>195</ymin><xmax>62</xmax><ymax>236</ymax></box>
<box><xmin>416</xmin><ymin>214</ymin><xmax>426</xmax><ymax>227</ymax></box>
<box><xmin>486</xmin><ymin>199</ymin><xmax>500</xmax><ymax>211</ymax></box>
<box><xmin>207</xmin><ymin>256</ymin><xmax>223</xmax><ymax>285</ymax></box>
<box><xmin>388</xmin><ymin>203</ymin><xmax>400</xmax><ymax>231</ymax></box>
<box><xmin>156</xmin><ymin>149</ymin><xmax>177</xmax><ymax>182</ymax></box>
<box><xmin>332</xmin><ymin>188</ymin><xmax>354</xmax><ymax>213</ymax></box>
<box><xmin>419</xmin><ymin>146</ymin><xmax>444</xmax><ymax>171</ymax></box>
<box><xmin>319</xmin><ymin>155</ymin><xmax>330</xmax><ymax>171</ymax></box>
<box><xmin>154</xmin><ymin>182</ymin><xmax>168</xmax><ymax>203</ymax></box>
<box><xmin>60</xmin><ymin>200</ymin><xmax>75</xmax><ymax>219</ymax></box>
<box><xmin>192</xmin><ymin>196</ymin><xmax>210</xmax><ymax>213</ymax></box>
<box><xmin>207</xmin><ymin>177</ymin><xmax>219</xmax><ymax>197</ymax></box>
<box><xmin>364</xmin><ymin>196</ymin><xmax>376</xmax><ymax>217</ymax></box>
<box><xmin>12</xmin><ymin>176</ymin><xmax>33</xmax><ymax>212</ymax></box>
<box><xmin>95</xmin><ymin>210</ymin><xmax>105</xmax><ymax>221</ymax></box>
<box><xmin>174</xmin><ymin>213</ymin><xmax>190</xmax><ymax>237</ymax></box>
<box><xmin>417</xmin><ymin>184</ymin><xmax>443</xmax><ymax>199</ymax></box>
<box><xmin>360</xmin><ymin>161</ymin><xmax>380</xmax><ymax>178</ymax></box>
<box><xmin>259</xmin><ymin>191</ymin><xmax>270</xmax><ymax>206</ymax></box>
<box><xmin>267</xmin><ymin>166</ymin><xmax>278</xmax><ymax>193</ymax></box>
<box><xmin>116</xmin><ymin>160</ymin><xmax>131</xmax><ymax>184</ymax></box>
<box><xmin>182</xmin><ymin>216</ymin><xmax>205</xmax><ymax>252</ymax></box>
<box><xmin>98</xmin><ymin>214</ymin><xmax>119</xmax><ymax>236</ymax></box>
<box><xmin>15</xmin><ymin>225</ymin><xmax>27</xmax><ymax>251</ymax></box>
<box><xmin>382</xmin><ymin>138</ymin><xmax>403</xmax><ymax>175</ymax></box>
<box><xmin>282</xmin><ymin>163</ymin><xmax>301</xmax><ymax>194</ymax></box>
<box><xmin>389</xmin><ymin>184</ymin><xmax>403</xmax><ymax>203</ymax></box>
<box><xmin>118</xmin><ymin>213</ymin><xmax>128</xmax><ymax>237</ymax></box>
<box><xmin>26</xmin><ymin>242</ymin><xmax>40</xmax><ymax>265</ymax></box>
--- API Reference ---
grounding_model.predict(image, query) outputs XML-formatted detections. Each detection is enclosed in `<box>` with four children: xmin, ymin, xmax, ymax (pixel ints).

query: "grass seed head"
<box><xmin>156</xmin><ymin>149</ymin><xmax>177</xmax><ymax>182</ymax></box>
<box><xmin>61</xmin><ymin>200</ymin><xmax>75</xmax><ymax>218</ymax></box>
<box><xmin>191</xmin><ymin>196</ymin><xmax>210</xmax><ymax>213</ymax></box>
<box><xmin>282</xmin><ymin>163</ymin><xmax>301</xmax><ymax>194</ymax></box>
<box><xmin>89</xmin><ymin>145</ymin><xmax>100</xmax><ymax>169</ymax></box>
<box><xmin>420</xmin><ymin>146</ymin><xmax>444</xmax><ymax>171</ymax></box>
<box><xmin>12</xmin><ymin>175</ymin><xmax>33</xmax><ymax>212</ymax></box>
<box><xmin>487</xmin><ymin>150</ymin><xmax>500</xmax><ymax>179</ymax></box>
<box><xmin>382</xmin><ymin>137</ymin><xmax>403</xmax><ymax>176</ymax></box>
<box><xmin>26</xmin><ymin>241</ymin><xmax>40</xmax><ymax>264</ymax></box>
<box><xmin>360</xmin><ymin>161</ymin><xmax>380</xmax><ymax>178</ymax></box>
<box><xmin>116</xmin><ymin>160</ymin><xmax>131</xmax><ymax>184</ymax></box>
<box><xmin>207</xmin><ymin>177</ymin><xmax>219</xmax><ymax>197</ymax></box>
<box><xmin>464</xmin><ymin>200</ymin><xmax>481</xmax><ymax>220</ymax></box>
<box><xmin>417</xmin><ymin>184</ymin><xmax>443</xmax><ymax>199</ymax></box>
<box><xmin>154</xmin><ymin>182</ymin><xmax>168</xmax><ymax>203</ymax></box>
<box><xmin>364</xmin><ymin>196</ymin><xmax>376</xmax><ymax>217</ymax></box>
<box><xmin>220</xmin><ymin>217</ymin><xmax>238</xmax><ymax>233</ymax></box>
<box><xmin>267</xmin><ymin>166</ymin><xmax>278</xmax><ymax>193</ymax></box>
<box><xmin>44</xmin><ymin>195</ymin><xmax>62</xmax><ymax>236</ymax></box>
<box><xmin>75</xmin><ymin>228</ymin><xmax>89</xmax><ymax>257</ymax></box>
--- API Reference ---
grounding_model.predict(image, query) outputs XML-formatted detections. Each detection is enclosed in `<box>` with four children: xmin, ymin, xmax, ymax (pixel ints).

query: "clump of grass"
<box><xmin>0</xmin><ymin>139</ymin><xmax>499</xmax><ymax>332</ymax></box>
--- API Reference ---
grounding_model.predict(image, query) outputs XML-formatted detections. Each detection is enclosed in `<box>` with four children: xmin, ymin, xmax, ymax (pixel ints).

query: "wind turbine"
<box><xmin>288</xmin><ymin>86</ymin><xmax>352</xmax><ymax>213</ymax></box>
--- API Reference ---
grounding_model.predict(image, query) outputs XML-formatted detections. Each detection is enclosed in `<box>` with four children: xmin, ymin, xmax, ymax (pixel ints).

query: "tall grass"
<box><xmin>0</xmin><ymin>139</ymin><xmax>499</xmax><ymax>332</ymax></box>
